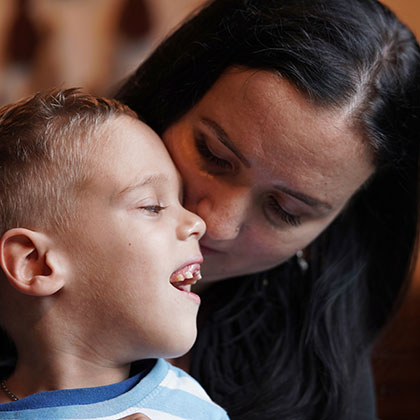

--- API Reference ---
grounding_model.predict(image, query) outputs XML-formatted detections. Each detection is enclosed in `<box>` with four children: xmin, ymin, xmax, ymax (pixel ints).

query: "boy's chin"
<box><xmin>165</xmin><ymin>346</ymin><xmax>194</xmax><ymax>371</ymax></box>
<box><xmin>164</xmin><ymin>334</ymin><xmax>196</xmax><ymax>360</ymax></box>
<box><xmin>143</xmin><ymin>327</ymin><xmax>197</xmax><ymax>362</ymax></box>
<box><xmin>131</xmin><ymin>320</ymin><xmax>198</xmax><ymax>363</ymax></box>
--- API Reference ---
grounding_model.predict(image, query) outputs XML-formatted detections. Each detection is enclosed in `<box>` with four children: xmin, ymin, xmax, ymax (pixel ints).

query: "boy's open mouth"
<box><xmin>170</xmin><ymin>263</ymin><xmax>202</xmax><ymax>292</ymax></box>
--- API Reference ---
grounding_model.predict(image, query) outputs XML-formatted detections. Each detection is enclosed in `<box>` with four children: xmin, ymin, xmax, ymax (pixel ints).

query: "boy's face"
<box><xmin>58</xmin><ymin>116</ymin><xmax>205</xmax><ymax>362</ymax></box>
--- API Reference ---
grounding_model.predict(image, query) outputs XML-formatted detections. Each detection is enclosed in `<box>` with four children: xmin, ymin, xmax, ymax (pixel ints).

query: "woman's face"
<box><xmin>162</xmin><ymin>68</ymin><xmax>374</xmax><ymax>282</ymax></box>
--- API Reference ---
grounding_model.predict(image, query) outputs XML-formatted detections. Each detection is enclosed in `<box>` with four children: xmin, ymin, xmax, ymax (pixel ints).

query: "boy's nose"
<box><xmin>177</xmin><ymin>208</ymin><xmax>206</xmax><ymax>241</ymax></box>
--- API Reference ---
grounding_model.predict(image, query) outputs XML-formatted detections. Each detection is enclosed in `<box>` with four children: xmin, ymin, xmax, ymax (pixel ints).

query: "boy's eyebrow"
<box><xmin>118</xmin><ymin>174</ymin><xmax>169</xmax><ymax>196</ymax></box>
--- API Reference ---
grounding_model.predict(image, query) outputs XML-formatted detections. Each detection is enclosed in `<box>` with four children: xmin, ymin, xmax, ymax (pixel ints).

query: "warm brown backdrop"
<box><xmin>381</xmin><ymin>0</ymin><xmax>420</xmax><ymax>38</ymax></box>
<box><xmin>371</xmin><ymin>5</ymin><xmax>420</xmax><ymax>418</ymax></box>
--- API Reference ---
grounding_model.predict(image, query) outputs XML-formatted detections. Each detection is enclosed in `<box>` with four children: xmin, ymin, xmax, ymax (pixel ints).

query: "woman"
<box><xmin>116</xmin><ymin>0</ymin><xmax>420</xmax><ymax>418</ymax></box>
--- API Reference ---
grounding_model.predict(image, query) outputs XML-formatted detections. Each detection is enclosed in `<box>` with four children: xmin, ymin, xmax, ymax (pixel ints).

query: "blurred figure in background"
<box><xmin>0</xmin><ymin>0</ymin><xmax>205</xmax><ymax>104</ymax></box>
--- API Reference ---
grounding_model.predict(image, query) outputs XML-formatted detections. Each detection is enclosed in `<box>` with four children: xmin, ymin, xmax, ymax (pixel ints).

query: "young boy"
<box><xmin>0</xmin><ymin>89</ymin><xmax>229</xmax><ymax>419</ymax></box>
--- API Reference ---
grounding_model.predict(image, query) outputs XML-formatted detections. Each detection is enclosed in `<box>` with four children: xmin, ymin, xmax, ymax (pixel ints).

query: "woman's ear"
<box><xmin>0</xmin><ymin>228</ymin><xmax>65</xmax><ymax>296</ymax></box>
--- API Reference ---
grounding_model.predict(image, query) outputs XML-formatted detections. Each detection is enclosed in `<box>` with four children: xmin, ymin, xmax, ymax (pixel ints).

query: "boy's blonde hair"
<box><xmin>0</xmin><ymin>88</ymin><xmax>137</xmax><ymax>235</ymax></box>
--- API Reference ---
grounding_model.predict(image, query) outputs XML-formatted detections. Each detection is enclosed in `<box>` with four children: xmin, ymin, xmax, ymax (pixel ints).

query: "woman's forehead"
<box><xmin>189</xmin><ymin>68</ymin><xmax>375</xmax><ymax>208</ymax></box>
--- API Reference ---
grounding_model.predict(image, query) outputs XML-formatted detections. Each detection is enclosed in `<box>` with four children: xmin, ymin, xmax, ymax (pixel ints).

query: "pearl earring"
<box><xmin>296</xmin><ymin>249</ymin><xmax>309</xmax><ymax>272</ymax></box>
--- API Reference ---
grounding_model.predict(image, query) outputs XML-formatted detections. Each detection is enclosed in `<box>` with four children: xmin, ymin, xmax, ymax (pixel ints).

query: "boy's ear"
<box><xmin>0</xmin><ymin>228</ymin><xmax>65</xmax><ymax>296</ymax></box>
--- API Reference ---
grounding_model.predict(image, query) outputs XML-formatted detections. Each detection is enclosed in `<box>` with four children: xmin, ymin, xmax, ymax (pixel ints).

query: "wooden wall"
<box><xmin>370</xmin><ymin>6</ymin><xmax>420</xmax><ymax>417</ymax></box>
<box><xmin>381</xmin><ymin>0</ymin><xmax>420</xmax><ymax>38</ymax></box>
<box><xmin>372</xmin><ymin>263</ymin><xmax>420</xmax><ymax>419</ymax></box>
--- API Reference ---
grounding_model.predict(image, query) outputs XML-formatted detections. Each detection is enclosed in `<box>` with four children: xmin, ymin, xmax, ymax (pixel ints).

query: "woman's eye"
<box><xmin>195</xmin><ymin>133</ymin><xmax>232</xmax><ymax>170</ymax></box>
<box><xmin>140</xmin><ymin>205</ymin><xmax>167</xmax><ymax>215</ymax></box>
<box><xmin>265</xmin><ymin>196</ymin><xmax>301</xmax><ymax>227</ymax></box>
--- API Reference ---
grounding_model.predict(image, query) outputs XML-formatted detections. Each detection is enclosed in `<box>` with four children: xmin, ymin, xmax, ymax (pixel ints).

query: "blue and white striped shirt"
<box><xmin>0</xmin><ymin>358</ymin><xmax>229</xmax><ymax>420</ymax></box>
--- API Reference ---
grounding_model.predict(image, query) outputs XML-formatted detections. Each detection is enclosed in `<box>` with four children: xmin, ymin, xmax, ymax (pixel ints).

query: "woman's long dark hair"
<box><xmin>116</xmin><ymin>1</ymin><xmax>420</xmax><ymax>418</ymax></box>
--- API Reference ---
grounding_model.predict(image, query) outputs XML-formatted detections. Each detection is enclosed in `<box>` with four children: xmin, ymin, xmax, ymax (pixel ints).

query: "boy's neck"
<box><xmin>4</xmin><ymin>344</ymin><xmax>131</xmax><ymax>401</ymax></box>
<box><xmin>1</xmin><ymin>292</ymin><xmax>136</xmax><ymax>400</ymax></box>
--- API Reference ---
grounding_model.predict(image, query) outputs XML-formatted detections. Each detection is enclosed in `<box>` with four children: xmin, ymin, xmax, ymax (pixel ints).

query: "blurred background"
<box><xmin>0</xmin><ymin>0</ymin><xmax>206</xmax><ymax>104</ymax></box>
<box><xmin>0</xmin><ymin>0</ymin><xmax>418</xmax><ymax>419</ymax></box>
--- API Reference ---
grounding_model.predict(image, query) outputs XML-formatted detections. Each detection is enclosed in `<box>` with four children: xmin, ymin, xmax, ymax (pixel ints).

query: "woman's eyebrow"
<box><xmin>201</xmin><ymin>117</ymin><xmax>251</xmax><ymax>168</ymax></box>
<box><xmin>201</xmin><ymin>117</ymin><xmax>331</xmax><ymax>212</ymax></box>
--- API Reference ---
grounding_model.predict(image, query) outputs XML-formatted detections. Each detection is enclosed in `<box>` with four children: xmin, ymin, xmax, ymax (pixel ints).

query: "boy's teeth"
<box><xmin>170</xmin><ymin>265</ymin><xmax>202</xmax><ymax>284</ymax></box>
<box><xmin>175</xmin><ymin>270</ymin><xmax>194</xmax><ymax>281</ymax></box>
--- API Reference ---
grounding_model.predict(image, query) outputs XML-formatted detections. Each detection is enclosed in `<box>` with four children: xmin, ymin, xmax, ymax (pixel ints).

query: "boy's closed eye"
<box><xmin>139</xmin><ymin>205</ymin><xmax>167</xmax><ymax>215</ymax></box>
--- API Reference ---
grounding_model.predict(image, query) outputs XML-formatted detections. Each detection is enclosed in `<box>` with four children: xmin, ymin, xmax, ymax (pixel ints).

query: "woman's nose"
<box><xmin>177</xmin><ymin>207</ymin><xmax>206</xmax><ymax>241</ymax></box>
<box><xmin>195</xmin><ymin>188</ymin><xmax>250</xmax><ymax>241</ymax></box>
